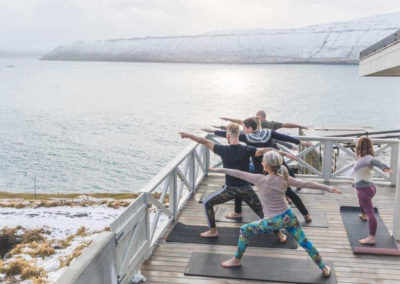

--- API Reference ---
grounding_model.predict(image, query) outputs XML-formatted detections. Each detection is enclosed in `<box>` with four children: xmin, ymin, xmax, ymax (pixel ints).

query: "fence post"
<box><xmin>206</xmin><ymin>146</ymin><xmax>210</xmax><ymax>175</ymax></box>
<box><xmin>143</xmin><ymin>192</ymin><xmax>152</xmax><ymax>258</ymax></box>
<box><xmin>169</xmin><ymin>170</ymin><xmax>178</xmax><ymax>220</ymax></box>
<box><xmin>203</xmin><ymin>145</ymin><xmax>210</xmax><ymax>176</ymax></box>
<box><xmin>392</xmin><ymin>141</ymin><xmax>400</xmax><ymax>240</ymax></box>
<box><xmin>322</xmin><ymin>140</ymin><xmax>333</xmax><ymax>183</ymax></box>
<box><xmin>390</xmin><ymin>142</ymin><xmax>400</xmax><ymax>186</ymax></box>
<box><xmin>189</xmin><ymin>150</ymin><xmax>196</xmax><ymax>193</ymax></box>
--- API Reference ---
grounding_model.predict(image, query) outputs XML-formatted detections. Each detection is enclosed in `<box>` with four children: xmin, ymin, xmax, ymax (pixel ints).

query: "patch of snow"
<box><xmin>130</xmin><ymin>270</ymin><xmax>146</xmax><ymax>283</ymax></box>
<box><xmin>0</xmin><ymin>205</ymin><xmax>124</xmax><ymax>240</ymax></box>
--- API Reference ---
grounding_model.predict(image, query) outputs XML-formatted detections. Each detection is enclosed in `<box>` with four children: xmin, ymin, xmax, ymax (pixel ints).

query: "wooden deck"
<box><xmin>141</xmin><ymin>174</ymin><xmax>400</xmax><ymax>284</ymax></box>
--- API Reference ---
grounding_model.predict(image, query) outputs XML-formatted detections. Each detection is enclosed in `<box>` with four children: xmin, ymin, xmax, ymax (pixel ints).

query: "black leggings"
<box><xmin>235</xmin><ymin>161</ymin><xmax>309</xmax><ymax>216</ymax></box>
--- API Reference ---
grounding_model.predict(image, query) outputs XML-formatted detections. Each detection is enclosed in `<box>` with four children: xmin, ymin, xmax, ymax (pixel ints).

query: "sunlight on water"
<box><xmin>0</xmin><ymin>57</ymin><xmax>399</xmax><ymax>193</ymax></box>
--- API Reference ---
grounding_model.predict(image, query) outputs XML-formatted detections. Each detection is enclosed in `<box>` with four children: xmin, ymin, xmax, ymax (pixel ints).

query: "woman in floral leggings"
<box><xmin>210</xmin><ymin>151</ymin><xmax>341</xmax><ymax>278</ymax></box>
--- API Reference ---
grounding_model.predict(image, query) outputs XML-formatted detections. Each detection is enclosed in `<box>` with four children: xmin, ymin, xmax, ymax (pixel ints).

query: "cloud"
<box><xmin>0</xmin><ymin>0</ymin><xmax>399</xmax><ymax>52</ymax></box>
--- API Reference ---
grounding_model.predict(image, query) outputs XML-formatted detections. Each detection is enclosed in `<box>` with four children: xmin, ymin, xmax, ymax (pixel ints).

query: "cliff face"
<box><xmin>41</xmin><ymin>13</ymin><xmax>400</xmax><ymax>64</ymax></box>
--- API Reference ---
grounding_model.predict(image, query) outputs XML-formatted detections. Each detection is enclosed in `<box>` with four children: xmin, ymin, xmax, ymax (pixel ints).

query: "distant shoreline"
<box><xmin>39</xmin><ymin>57</ymin><xmax>358</xmax><ymax>65</ymax></box>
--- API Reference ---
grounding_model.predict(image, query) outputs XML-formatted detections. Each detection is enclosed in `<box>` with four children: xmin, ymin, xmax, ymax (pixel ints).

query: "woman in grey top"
<box><xmin>353</xmin><ymin>137</ymin><xmax>392</xmax><ymax>245</ymax></box>
<box><xmin>210</xmin><ymin>151</ymin><xmax>341</xmax><ymax>278</ymax></box>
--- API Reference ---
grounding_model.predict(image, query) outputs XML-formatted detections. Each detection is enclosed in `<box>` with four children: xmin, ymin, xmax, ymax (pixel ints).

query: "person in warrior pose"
<box><xmin>203</xmin><ymin>117</ymin><xmax>314</xmax><ymax>223</ymax></box>
<box><xmin>179</xmin><ymin>123</ymin><xmax>293</xmax><ymax>241</ymax></box>
<box><xmin>209</xmin><ymin>151</ymin><xmax>341</xmax><ymax>277</ymax></box>
<box><xmin>214</xmin><ymin>112</ymin><xmax>307</xmax><ymax>188</ymax></box>
<box><xmin>353</xmin><ymin>137</ymin><xmax>392</xmax><ymax>245</ymax></box>
<box><xmin>217</xmin><ymin>110</ymin><xmax>308</xmax><ymax>131</ymax></box>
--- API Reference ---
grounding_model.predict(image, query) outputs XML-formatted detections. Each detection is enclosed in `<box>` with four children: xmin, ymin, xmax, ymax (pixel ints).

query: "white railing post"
<box><xmin>322</xmin><ymin>140</ymin><xmax>333</xmax><ymax>183</ymax></box>
<box><xmin>205</xmin><ymin>146</ymin><xmax>210</xmax><ymax>175</ymax></box>
<box><xmin>189</xmin><ymin>150</ymin><xmax>196</xmax><ymax>193</ymax></box>
<box><xmin>392</xmin><ymin>141</ymin><xmax>400</xmax><ymax>240</ymax></box>
<box><xmin>144</xmin><ymin>192</ymin><xmax>152</xmax><ymax>259</ymax></box>
<box><xmin>390</xmin><ymin>141</ymin><xmax>400</xmax><ymax>186</ymax></box>
<box><xmin>201</xmin><ymin>144</ymin><xmax>210</xmax><ymax>175</ymax></box>
<box><xmin>169</xmin><ymin>170</ymin><xmax>178</xmax><ymax>220</ymax></box>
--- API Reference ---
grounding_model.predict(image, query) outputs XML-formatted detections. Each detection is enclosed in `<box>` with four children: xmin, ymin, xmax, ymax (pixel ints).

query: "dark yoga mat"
<box><xmin>340</xmin><ymin>206</ymin><xmax>399</xmax><ymax>255</ymax></box>
<box><xmin>215</xmin><ymin>207</ymin><xmax>329</xmax><ymax>228</ymax></box>
<box><xmin>185</xmin><ymin>252</ymin><xmax>337</xmax><ymax>284</ymax></box>
<box><xmin>166</xmin><ymin>222</ymin><xmax>298</xmax><ymax>249</ymax></box>
<box><xmin>296</xmin><ymin>188</ymin><xmax>325</xmax><ymax>195</ymax></box>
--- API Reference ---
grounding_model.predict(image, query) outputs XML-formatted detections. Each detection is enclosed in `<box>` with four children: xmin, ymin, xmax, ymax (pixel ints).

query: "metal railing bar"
<box><xmin>295</xmin><ymin>157</ymin><xmax>322</xmax><ymax>177</ymax></box>
<box><xmin>147</xmin><ymin>194</ymin><xmax>173</xmax><ymax>218</ymax></box>
<box><xmin>333</xmin><ymin>142</ymin><xmax>356</xmax><ymax>159</ymax></box>
<box><xmin>375</xmin><ymin>144</ymin><xmax>392</xmax><ymax>155</ymax></box>
<box><xmin>118</xmin><ymin>222</ymin><xmax>141</xmax><ymax>275</ymax></box>
<box><xmin>332</xmin><ymin>163</ymin><xmax>354</xmax><ymax>177</ymax></box>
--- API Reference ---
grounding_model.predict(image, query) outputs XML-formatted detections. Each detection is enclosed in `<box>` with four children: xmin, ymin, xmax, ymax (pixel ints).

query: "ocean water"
<box><xmin>1</xmin><ymin>57</ymin><xmax>399</xmax><ymax>193</ymax></box>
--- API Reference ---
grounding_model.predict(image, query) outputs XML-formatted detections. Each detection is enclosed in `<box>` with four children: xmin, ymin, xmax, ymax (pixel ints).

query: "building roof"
<box><xmin>359</xmin><ymin>29</ymin><xmax>400</xmax><ymax>76</ymax></box>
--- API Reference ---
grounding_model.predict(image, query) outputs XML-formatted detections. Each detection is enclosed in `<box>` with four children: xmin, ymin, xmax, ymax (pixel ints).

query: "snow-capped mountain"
<box><xmin>41</xmin><ymin>13</ymin><xmax>400</xmax><ymax>64</ymax></box>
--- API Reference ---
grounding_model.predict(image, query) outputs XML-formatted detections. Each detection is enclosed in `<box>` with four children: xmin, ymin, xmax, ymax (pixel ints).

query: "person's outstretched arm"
<box><xmin>203</xmin><ymin>128</ymin><xmax>226</xmax><ymax>138</ymax></box>
<box><xmin>282</xmin><ymin>123</ymin><xmax>308</xmax><ymax>130</ymax></box>
<box><xmin>202</xmin><ymin>128</ymin><xmax>247</xmax><ymax>143</ymax></box>
<box><xmin>209</xmin><ymin>168</ymin><xmax>264</xmax><ymax>186</ymax></box>
<box><xmin>220</xmin><ymin>117</ymin><xmax>243</xmax><ymax>124</ymax></box>
<box><xmin>212</xmin><ymin>125</ymin><xmax>227</xmax><ymax>130</ymax></box>
<box><xmin>272</xmin><ymin>139</ymin><xmax>298</xmax><ymax>151</ymax></box>
<box><xmin>370</xmin><ymin>158</ymin><xmax>392</xmax><ymax>173</ymax></box>
<box><xmin>271</xmin><ymin>131</ymin><xmax>312</xmax><ymax>147</ymax></box>
<box><xmin>179</xmin><ymin>132</ymin><xmax>215</xmax><ymax>152</ymax></box>
<box><xmin>254</xmin><ymin>148</ymin><xmax>297</xmax><ymax>161</ymax></box>
<box><xmin>287</xmin><ymin>177</ymin><xmax>341</xmax><ymax>194</ymax></box>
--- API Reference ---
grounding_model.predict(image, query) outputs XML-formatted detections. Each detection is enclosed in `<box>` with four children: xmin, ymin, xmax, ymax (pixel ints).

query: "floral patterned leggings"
<box><xmin>235</xmin><ymin>209</ymin><xmax>326</xmax><ymax>270</ymax></box>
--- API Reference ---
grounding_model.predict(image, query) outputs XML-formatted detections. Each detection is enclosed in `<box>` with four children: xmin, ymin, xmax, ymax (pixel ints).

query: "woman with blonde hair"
<box><xmin>353</xmin><ymin>137</ymin><xmax>392</xmax><ymax>245</ymax></box>
<box><xmin>209</xmin><ymin>151</ymin><xmax>341</xmax><ymax>277</ymax></box>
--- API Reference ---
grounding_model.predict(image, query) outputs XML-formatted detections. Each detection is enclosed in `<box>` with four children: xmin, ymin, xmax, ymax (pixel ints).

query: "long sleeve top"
<box><xmin>353</xmin><ymin>155</ymin><xmax>390</xmax><ymax>188</ymax></box>
<box><xmin>214</xmin><ymin>129</ymin><xmax>300</xmax><ymax>173</ymax></box>
<box><xmin>217</xmin><ymin>168</ymin><xmax>333</xmax><ymax>219</ymax></box>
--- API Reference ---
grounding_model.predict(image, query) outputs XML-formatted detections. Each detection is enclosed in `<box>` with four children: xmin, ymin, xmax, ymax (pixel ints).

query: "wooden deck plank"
<box><xmin>141</xmin><ymin>175</ymin><xmax>400</xmax><ymax>284</ymax></box>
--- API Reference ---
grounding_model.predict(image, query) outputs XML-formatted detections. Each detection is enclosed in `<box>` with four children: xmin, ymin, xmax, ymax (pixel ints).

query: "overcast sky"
<box><xmin>0</xmin><ymin>0</ymin><xmax>399</xmax><ymax>53</ymax></box>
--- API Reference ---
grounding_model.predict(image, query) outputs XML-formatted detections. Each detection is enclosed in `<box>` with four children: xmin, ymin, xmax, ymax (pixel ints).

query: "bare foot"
<box><xmin>358</xmin><ymin>214</ymin><xmax>368</xmax><ymax>222</ymax></box>
<box><xmin>225</xmin><ymin>212</ymin><xmax>243</xmax><ymax>219</ymax></box>
<box><xmin>322</xmin><ymin>266</ymin><xmax>331</xmax><ymax>278</ymax></box>
<box><xmin>358</xmin><ymin>235</ymin><xmax>376</xmax><ymax>245</ymax></box>
<box><xmin>276</xmin><ymin>231</ymin><xmax>287</xmax><ymax>243</ymax></box>
<box><xmin>221</xmin><ymin>257</ymin><xmax>241</xmax><ymax>268</ymax></box>
<box><xmin>304</xmin><ymin>214</ymin><xmax>312</xmax><ymax>223</ymax></box>
<box><xmin>200</xmin><ymin>229</ymin><xmax>219</xmax><ymax>238</ymax></box>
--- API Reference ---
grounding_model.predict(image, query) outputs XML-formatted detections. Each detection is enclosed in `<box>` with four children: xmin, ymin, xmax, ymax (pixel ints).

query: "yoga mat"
<box><xmin>340</xmin><ymin>206</ymin><xmax>399</xmax><ymax>255</ymax></box>
<box><xmin>215</xmin><ymin>207</ymin><xmax>329</xmax><ymax>228</ymax></box>
<box><xmin>296</xmin><ymin>188</ymin><xmax>325</xmax><ymax>195</ymax></box>
<box><xmin>185</xmin><ymin>252</ymin><xmax>337</xmax><ymax>284</ymax></box>
<box><xmin>166</xmin><ymin>222</ymin><xmax>298</xmax><ymax>249</ymax></box>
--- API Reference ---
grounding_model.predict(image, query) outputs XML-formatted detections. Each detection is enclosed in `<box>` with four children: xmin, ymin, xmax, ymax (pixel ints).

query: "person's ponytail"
<box><xmin>278</xmin><ymin>165</ymin><xmax>289</xmax><ymax>182</ymax></box>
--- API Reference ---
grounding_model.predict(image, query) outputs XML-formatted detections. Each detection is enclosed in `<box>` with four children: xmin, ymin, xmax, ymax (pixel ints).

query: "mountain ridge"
<box><xmin>41</xmin><ymin>12</ymin><xmax>400</xmax><ymax>64</ymax></box>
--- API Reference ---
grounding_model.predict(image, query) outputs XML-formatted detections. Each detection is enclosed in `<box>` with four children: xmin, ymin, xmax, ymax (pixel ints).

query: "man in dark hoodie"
<box><xmin>203</xmin><ymin>117</ymin><xmax>313</xmax><ymax>223</ymax></box>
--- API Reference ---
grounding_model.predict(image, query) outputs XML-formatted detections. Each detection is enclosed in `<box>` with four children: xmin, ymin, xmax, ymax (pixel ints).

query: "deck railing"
<box><xmin>110</xmin><ymin>140</ymin><xmax>209</xmax><ymax>284</ymax></box>
<box><xmin>208</xmin><ymin>134</ymin><xmax>399</xmax><ymax>185</ymax></box>
<box><xmin>110</xmin><ymin>134</ymin><xmax>400</xmax><ymax>283</ymax></box>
